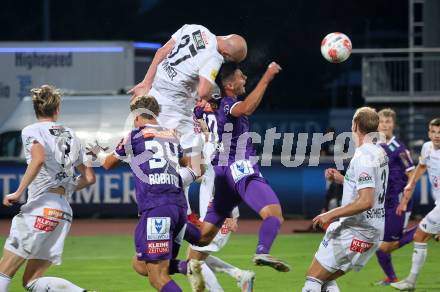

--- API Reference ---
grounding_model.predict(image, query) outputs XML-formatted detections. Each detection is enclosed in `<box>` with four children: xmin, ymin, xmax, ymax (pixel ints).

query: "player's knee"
<box><xmin>132</xmin><ymin>258</ymin><xmax>148</xmax><ymax>277</ymax></box>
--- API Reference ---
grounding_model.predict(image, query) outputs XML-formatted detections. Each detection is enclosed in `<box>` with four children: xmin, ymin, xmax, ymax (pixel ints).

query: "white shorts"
<box><xmin>315</xmin><ymin>222</ymin><xmax>380</xmax><ymax>273</ymax></box>
<box><xmin>191</xmin><ymin>165</ymin><xmax>235</xmax><ymax>253</ymax></box>
<box><xmin>157</xmin><ymin>105</ymin><xmax>203</xmax><ymax>151</ymax></box>
<box><xmin>419</xmin><ymin>204</ymin><xmax>440</xmax><ymax>234</ymax></box>
<box><xmin>4</xmin><ymin>193</ymin><xmax>72</xmax><ymax>265</ymax></box>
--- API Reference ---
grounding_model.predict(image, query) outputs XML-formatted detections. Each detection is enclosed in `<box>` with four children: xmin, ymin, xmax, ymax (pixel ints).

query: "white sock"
<box><xmin>25</xmin><ymin>277</ymin><xmax>85</xmax><ymax>292</ymax></box>
<box><xmin>321</xmin><ymin>280</ymin><xmax>340</xmax><ymax>292</ymax></box>
<box><xmin>201</xmin><ymin>263</ymin><xmax>224</xmax><ymax>292</ymax></box>
<box><xmin>302</xmin><ymin>276</ymin><xmax>323</xmax><ymax>292</ymax></box>
<box><xmin>0</xmin><ymin>272</ymin><xmax>12</xmax><ymax>292</ymax></box>
<box><xmin>205</xmin><ymin>255</ymin><xmax>241</xmax><ymax>280</ymax></box>
<box><xmin>407</xmin><ymin>242</ymin><xmax>427</xmax><ymax>283</ymax></box>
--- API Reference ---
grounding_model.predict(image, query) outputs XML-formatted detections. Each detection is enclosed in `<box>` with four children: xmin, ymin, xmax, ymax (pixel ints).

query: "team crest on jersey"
<box><xmin>146</xmin><ymin>217</ymin><xmax>170</xmax><ymax>240</ymax></box>
<box><xmin>192</xmin><ymin>30</ymin><xmax>206</xmax><ymax>50</ymax></box>
<box><xmin>358</xmin><ymin>172</ymin><xmax>373</xmax><ymax>185</ymax></box>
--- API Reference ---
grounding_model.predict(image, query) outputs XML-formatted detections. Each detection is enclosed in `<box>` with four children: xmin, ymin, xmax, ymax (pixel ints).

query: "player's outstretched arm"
<box><xmin>313</xmin><ymin>187</ymin><xmax>374</xmax><ymax>228</ymax></box>
<box><xmin>74</xmin><ymin>164</ymin><xmax>96</xmax><ymax>191</ymax></box>
<box><xmin>128</xmin><ymin>39</ymin><xmax>176</xmax><ymax>100</ymax></box>
<box><xmin>396</xmin><ymin>163</ymin><xmax>427</xmax><ymax>215</ymax></box>
<box><xmin>231</xmin><ymin>62</ymin><xmax>281</xmax><ymax>117</ymax></box>
<box><xmin>3</xmin><ymin>142</ymin><xmax>45</xmax><ymax>207</ymax></box>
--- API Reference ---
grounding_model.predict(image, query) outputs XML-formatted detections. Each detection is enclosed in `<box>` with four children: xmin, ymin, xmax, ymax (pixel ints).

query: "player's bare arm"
<box><xmin>313</xmin><ymin>187</ymin><xmax>375</xmax><ymax>228</ymax></box>
<box><xmin>128</xmin><ymin>38</ymin><xmax>176</xmax><ymax>100</ymax></box>
<box><xmin>74</xmin><ymin>164</ymin><xmax>96</xmax><ymax>191</ymax></box>
<box><xmin>198</xmin><ymin>76</ymin><xmax>215</xmax><ymax>100</ymax></box>
<box><xmin>3</xmin><ymin>142</ymin><xmax>45</xmax><ymax>207</ymax></box>
<box><xmin>324</xmin><ymin>168</ymin><xmax>344</xmax><ymax>184</ymax></box>
<box><xmin>231</xmin><ymin>62</ymin><xmax>281</xmax><ymax>117</ymax></box>
<box><xmin>397</xmin><ymin>164</ymin><xmax>427</xmax><ymax>215</ymax></box>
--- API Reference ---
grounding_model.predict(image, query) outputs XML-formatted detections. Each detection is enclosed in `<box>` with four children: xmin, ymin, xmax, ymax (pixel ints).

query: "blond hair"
<box><xmin>130</xmin><ymin>95</ymin><xmax>161</xmax><ymax>119</ymax></box>
<box><xmin>378</xmin><ymin>108</ymin><xmax>396</xmax><ymax>123</ymax></box>
<box><xmin>353</xmin><ymin>106</ymin><xmax>379</xmax><ymax>134</ymax></box>
<box><xmin>30</xmin><ymin>85</ymin><xmax>61</xmax><ymax>118</ymax></box>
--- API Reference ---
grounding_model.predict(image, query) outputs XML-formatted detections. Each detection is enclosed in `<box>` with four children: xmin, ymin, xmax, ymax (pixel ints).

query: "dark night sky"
<box><xmin>1</xmin><ymin>0</ymin><xmax>408</xmax><ymax>110</ymax></box>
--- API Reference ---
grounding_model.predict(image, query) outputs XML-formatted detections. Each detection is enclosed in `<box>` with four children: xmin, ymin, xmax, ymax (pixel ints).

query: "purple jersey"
<box><xmin>114</xmin><ymin>124</ymin><xmax>186</xmax><ymax>213</ymax></box>
<box><xmin>194</xmin><ymin>96</ymin><xmax>256</xmax><ymax>166</ymax></box>
<box><xmin>380</xmin><ymin>137</ymin><xmax>415</xmax><ymax>206</ymax></box>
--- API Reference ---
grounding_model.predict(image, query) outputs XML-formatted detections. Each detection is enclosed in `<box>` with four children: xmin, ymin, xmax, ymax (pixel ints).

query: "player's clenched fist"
<box><xmin>325</xmin><ymin>168</ymin><xmax>344</xmax><ymax>184</ymax></box>
<box><xmin>263</xmin><ymin>62</ymin><xmax>282</xmax><ymax>83</ymax></box>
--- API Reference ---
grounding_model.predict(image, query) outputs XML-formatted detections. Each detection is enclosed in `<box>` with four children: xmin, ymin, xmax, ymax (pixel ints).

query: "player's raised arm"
<box><xmin>128</xmin><ymin>38</ymin><xmax>176</xmax><ymax>100</ymax></box>
<box><xmin>3</xmin><ymin>142</ymin><xmax>45</xmax><ymax>207</ymax></box>
<box><xmin>230</xmin><ymin>62</ymin><xmax>281</xmax><ymax>117</ymax></box>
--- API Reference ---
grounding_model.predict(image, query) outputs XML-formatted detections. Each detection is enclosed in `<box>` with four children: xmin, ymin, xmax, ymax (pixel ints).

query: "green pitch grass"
<box><xmin>1</xmin><ymin>234</ymin><xmax>440</xmax><ymax>291</ymax></box>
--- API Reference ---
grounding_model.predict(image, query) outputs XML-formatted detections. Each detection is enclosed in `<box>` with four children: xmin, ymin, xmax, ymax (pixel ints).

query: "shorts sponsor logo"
<box><xmin>230</xmin><ymin>160</ymin><xmax>254</xmax><ymax>182</ymax></box>
<box><xmin>43</xmin><ymin>208</ymin><xmax>72</xmax><ymax>221</ymax></box>
<box><xmin>350</xmin><ymin>238</ymin><xmax>372</xmax><ymax>253</ymax></box>
<box><xmin>147</xmin><ymin>217</ymin><xmax>171</xmax><ymax>240</ymax></box>
<box><xmin>147</xmin><ymin>240</ymin><xmax>170</xmax><ymax>255</ymax></box>
<box><xmin>321</xmin><ymin>238</ymin><xmax>329</xmax><ymax>248</ymax></box>
<box><xmin>358</xmin><ymin>172</ymin><xmax>373</xmax><ymax>185</ymax></box>
<box><xmin>34</xmin><ymin>216</ymin><xmax>59</xmax><ymax>232</ymax></box>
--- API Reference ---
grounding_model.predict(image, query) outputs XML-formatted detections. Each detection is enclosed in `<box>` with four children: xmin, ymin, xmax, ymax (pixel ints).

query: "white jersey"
<box><xmin>340</xmin><ymin>143</ymin><xmax>389</xmax><ymax>239</ymax></box>
<box><xmin>150</xmin><ymin>24</ymin><xmax>224</xmax><ymax>110</ymax></box>
<box><xmin>419</xmin><ymin>141</ymin><xmax>440</xmax><ymax>204</ymax></box>
<box><xmin>21</xmin><ymin>122</ymin><xmax>85</xmax><ymax>203</ymax></box>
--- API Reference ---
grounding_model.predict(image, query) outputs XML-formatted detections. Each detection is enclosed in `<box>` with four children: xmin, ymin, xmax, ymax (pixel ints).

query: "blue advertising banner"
<box><xmin>0</xmin><ymin>160</ymin><xmax>435</xmax><ymax>219</ymax></box>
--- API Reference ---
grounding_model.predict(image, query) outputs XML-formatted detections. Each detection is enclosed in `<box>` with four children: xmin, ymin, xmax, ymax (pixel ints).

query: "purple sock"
<box><xmin>376</xmin><ymin>250</ymin><xmax>396</xmax><ymax>280</ymax></box>
<box><xmin>184</xmin><ymin>223</ymin><xmax>201</xmax><ymax>245</ymax></box>
<box><xmin>398</xmin><ymin>225</ymin><xmax>417</xmax><ymax>247</ymax></box>
<box><xmin>256</xmin><ymin>216</ymin><xmax>281</xmax><ymax>254</ymax></box>
<box><xmin>169</xmin><ymin>259</ymin><xmax>187</xmax><ymax>275</ymax></box>
<box><xmin>160</xmin><ymin>280</ymin><xmax>182</xmax><ymax>292</ymax></box>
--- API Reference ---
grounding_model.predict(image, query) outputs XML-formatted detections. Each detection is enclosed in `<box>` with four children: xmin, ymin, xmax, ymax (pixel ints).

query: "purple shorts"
<box><xmin>135</xmin><ymin>204</ymin><xmax>187</xmax><ymax>262</ymax></box>
<box><xmin>204</xmin><ymin>163</ymin><xmax>280</xmax><ymax>228</ymax></box>
<box><xmin>382</xmin><ymin>201</ymin><xmax>409</xmax><ymax>242</ymax></box>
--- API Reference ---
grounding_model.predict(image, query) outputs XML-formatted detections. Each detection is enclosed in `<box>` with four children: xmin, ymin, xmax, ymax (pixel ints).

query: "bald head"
<box><xmin>217</xmin><ymin>34</ymin><xmax>247</xmax><ymax>63</ymax></box>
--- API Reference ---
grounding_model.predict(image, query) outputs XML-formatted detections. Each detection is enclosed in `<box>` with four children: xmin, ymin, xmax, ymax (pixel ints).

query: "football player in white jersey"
<box><xmin>302</xmin><ymin>107</ymin><xmax>389</xmax><ymax>292</ymax></box>
<box><xmin>0</xmin><ymin>85</ymin><xmax>96</xmax><ymax>292</ymax></box>
<box><xmin>391</xmin><ymin>118</ymin><xmax>440</xmax><ymax>291</ymax></box>
<box><xmin>129</xmin><ymin>24</ymin><xmax>247</xmax><ymax>176</ymax></box>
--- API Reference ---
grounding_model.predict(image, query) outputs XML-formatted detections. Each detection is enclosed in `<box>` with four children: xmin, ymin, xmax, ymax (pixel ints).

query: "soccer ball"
<box><xmin>321</xmin><ymin>32</ymin><xmax>352</xmax><ymax>63</ymax></box>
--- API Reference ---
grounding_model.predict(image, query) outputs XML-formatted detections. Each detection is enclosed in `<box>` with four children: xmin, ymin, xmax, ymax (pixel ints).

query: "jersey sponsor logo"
<box><xmin>358</xmin><ymin>172</ymin><xmax>373</xmax><ymax>185</ymax></box>
<box><xmin>349</xmin><ymin>238</ymin><xmax>373</xmax><ymax>253</ymax></box>
<box><xmin>43</xmin><ymin>208</ymin><xmax>72</xmax><ymax>221</ymax></box>
<box><xmin>230</xmin><ymin>160</ymin><xmax>255</xmax><ymax>182</ymax></box>
<box><xmin>34</xmin><ymin>216</ymin><xmax>59</xmax><ymax>232</ymax></box>
<box><xmin>192</xmin><ymin>30</ymin><xmax>206</xmax><ymax>50</ymax></box>
<box><xmin>147</xmin><ymin>217</ymin><xmax>171</xmax><ymax>240</ymax></box>
<box><xmin>147</xmin><ymin>240</ymin><xmax>170</xmax><ymax>255</ymax></box>
<box><xmin>366</xmin><ymin>207</ymin><xmax>385</xmax><ymax>219</ymax></box>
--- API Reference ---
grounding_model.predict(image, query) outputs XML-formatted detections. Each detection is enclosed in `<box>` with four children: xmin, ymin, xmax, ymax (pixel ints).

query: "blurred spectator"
<box><xmin>320</xmin><ymin>127</ymin><xmax>336</xmax><ymax>156</ymax></box>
